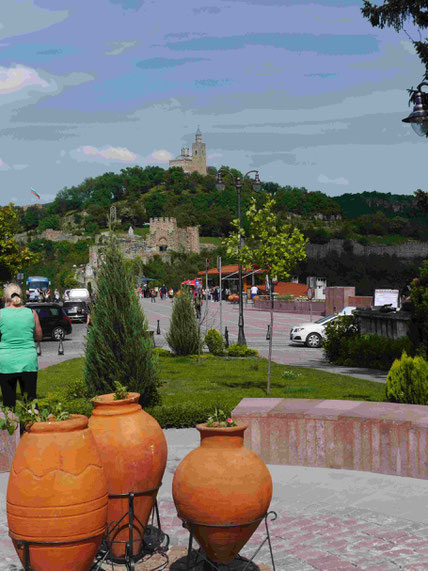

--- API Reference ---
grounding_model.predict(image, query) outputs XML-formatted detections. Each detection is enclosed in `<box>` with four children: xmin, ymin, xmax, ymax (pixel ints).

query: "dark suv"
<box><xmin>63</xmin><ymin>300</ymin><xmax>89</xmax><ymax>323</ymax></box>
<box><xmin>27</xmin><ymin>303</ymin><xmax>72</xmax><ymax>340</ymax></box>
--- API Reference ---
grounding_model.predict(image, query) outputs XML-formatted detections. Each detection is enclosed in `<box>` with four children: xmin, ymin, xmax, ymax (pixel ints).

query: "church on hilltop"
<box><xmin>168</xmin><ymin>127</ymin><xmax>207</xmax><ymax>176</ymax></box>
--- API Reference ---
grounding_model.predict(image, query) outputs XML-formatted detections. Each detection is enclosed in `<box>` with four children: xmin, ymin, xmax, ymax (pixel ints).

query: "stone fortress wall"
<box><xmin>307</xmin><ymin>239</ymin><xmax>428</xmax><ymax>260</ymax></box>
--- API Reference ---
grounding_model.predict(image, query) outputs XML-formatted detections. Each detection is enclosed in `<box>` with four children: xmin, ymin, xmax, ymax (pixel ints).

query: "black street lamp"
<box><xmin>216</xmin><ymin>168</ymin><xmax>262</xmax><ymax>345</ymax></box>
<box><xmin>402</xmin><ymin>83</ymin><xmax>428</xmax><ymax>137</ymax></box>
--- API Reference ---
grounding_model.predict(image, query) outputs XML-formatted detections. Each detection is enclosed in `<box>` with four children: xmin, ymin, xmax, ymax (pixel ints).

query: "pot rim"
<box><xmin>26</xmin><ymin>414</ymin><xmax>88</xmax><ymax>433</ymax></box>
<box><xmin>92</xmin><ymin>392</ymin><xmax>140</xmax><ymax>407</ymax></box>
<box><xmin>196</xmin><ymin>422</ymin><xmax>247</xmax><ymax>434</ymax></box>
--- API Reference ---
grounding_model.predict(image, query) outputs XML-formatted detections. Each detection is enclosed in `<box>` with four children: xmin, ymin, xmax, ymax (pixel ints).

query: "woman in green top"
<box><xmin>0</xmin><ymin>283</ymin><xmax>43</xmax><ymax>407</ymax></box>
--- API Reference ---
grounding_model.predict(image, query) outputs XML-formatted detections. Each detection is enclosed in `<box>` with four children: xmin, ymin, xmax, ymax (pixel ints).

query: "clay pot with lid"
<box><xmin>7</xmin><ymin>415</ymin><xmax>108</xmax><ymax>571</ymax></box>
<box><xmin>88</xmin><ymin>392</ymin><xmax>167</xmax><ymax>559</ymax></box>
<box><xmin>172</xmin><ymin>422</ymin><xmax>272</xmax><ymax>564</ymax></box>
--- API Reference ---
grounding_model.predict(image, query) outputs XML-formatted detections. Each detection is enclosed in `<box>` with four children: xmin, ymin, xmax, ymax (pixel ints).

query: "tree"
<box><xmin>84</xmin><ymin>235</ymin><xmax>160</xmax><ymax>407</ymax></box>
<box><xmin>223</xmin><ymin>196</ymin><xmax>307</xmax><ymax>393</ymax></box>
<box><xmin>361</xmin><ymin>1</ymin><xmax>428</xmax><ymax>78</ymax></box>
<box><xmin>0</xmin><ymin>204</ymin><xmax>39</xmax><ymax>281</ymax></box>
<box><xmin>166</xmin><ymin>289</ymin><xmax>201</xmax><ymax>355</ymax></box>
<box><xmin>410</xmin><ymin>260</ymin><xmax>428</xmax><ymax>355</ymax></box>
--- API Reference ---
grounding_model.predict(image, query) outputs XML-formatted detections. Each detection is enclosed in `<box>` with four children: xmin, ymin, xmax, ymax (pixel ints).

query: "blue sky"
<box><xmin>0</xmin><ymin>0</ymin><xmax>426</xmax><ymax>206</ymax></box>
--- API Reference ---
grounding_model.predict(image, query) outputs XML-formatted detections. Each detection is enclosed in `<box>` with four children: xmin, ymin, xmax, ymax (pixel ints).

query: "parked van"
<box><xmin>68</xmin><ymin>288</ymin><xmax>90</xmax><ymax>301</ymax></box>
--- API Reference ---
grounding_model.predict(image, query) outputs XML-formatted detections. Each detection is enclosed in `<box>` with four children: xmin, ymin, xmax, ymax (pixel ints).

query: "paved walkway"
<box><xmin>1</xmin><ymin>428</ymin><xmax>428</xmax><ymax>570</ymax></box>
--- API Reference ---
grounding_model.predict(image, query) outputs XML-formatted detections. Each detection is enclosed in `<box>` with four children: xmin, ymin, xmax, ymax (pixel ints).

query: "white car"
<box><xmin>290</xmin><ymin>307</ymin><xmax>356</xmax><ymax>348</ymax></box>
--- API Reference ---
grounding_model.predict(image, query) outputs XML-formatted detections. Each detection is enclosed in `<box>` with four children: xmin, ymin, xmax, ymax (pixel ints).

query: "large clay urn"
<box><xmin>88</xmin><ymin>392</ymin><xmax>167</xmax><ymax>559</ymax></box>
<box><xmin>172</xmin><ymin>422</ymin><xmax>272</xmax><ymax>564</ymax></box>
<box><xmin>7</xmin><ymin>415</ymin><xmax>108</xmax><ymax>571</ymax></box>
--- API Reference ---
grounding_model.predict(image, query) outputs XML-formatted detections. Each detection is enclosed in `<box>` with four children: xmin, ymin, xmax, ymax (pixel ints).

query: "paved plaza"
<box><xmin>1</xmin><ymin>428</ymin><xmax>428</xmax><ymax>570</ymax></box>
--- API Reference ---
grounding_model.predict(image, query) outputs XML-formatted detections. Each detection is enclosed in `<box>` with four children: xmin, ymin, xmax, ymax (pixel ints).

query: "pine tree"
<box><xmin>166</xmin><ymin>289</ymin><xmax>201</xmax><ymax>355</ymax></box>
<box><xmin>84</xmin><ymin>235</ymin><xmax>160</xmax><ymax>407</ymax></box>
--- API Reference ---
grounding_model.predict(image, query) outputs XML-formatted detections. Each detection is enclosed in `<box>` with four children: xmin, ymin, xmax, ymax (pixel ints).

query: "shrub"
<box><xmin>84</xmin><ymin>235</ymin><xmax>160</xmax><ymax>407</ymax></box>
<box><xmin>166</xmin><ymin>289</ymin><xmax>201</xmax><ymax>355</ymax></box>
<box><xmin>146</xmin><ymin>402</ymin><xmax>235</xmax><ymax>429</ymax></box>
<box><xmin>324</xmin><ymin>326</ymin><xmax>414</xmax><ymax>371</ymax></box>
<box><xmin>204</xmin><ymin>329</ymin><xmax>225</xmax><ymax>356</ymax></box>
<box><xmin>385</xmin><ymin>352</ymin><xmax>428</xmax><ymax>404</ymax></box>
<box><xmin>226</xmin><ymin>344</ymin><xmax>258</xmax><ymax>357</ymax></box>
<box><xmin>153</xmin><ymin>348</ymin><xmax>172</xmax><ymax>358</ymax></box>
<box><xmin>323</xmin><ymin>315</ymin><xmax>359</xmax><ymax>363</ymax></box>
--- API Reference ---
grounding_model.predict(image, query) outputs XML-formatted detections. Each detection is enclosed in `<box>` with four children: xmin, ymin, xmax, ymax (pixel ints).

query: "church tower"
<box><xmin>191</xmin><ymin>127</ymin><xmax>207</xmax><ymax>175</ymax></box>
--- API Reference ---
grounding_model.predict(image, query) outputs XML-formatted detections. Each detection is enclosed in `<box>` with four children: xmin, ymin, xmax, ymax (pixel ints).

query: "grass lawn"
<box><xmin>36</xmin><ymin>354</ymin><xmax>386</xmax><ymax>426</ymax></box>
<box><xmin>200</xmin><ymin>236</ymin><xmax>222</xmax><ymax>246</ymax></box>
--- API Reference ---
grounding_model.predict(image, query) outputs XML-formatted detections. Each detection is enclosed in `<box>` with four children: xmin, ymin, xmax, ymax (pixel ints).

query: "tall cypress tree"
<box><xmin>84</xmin><ymin>235</ymin><xmax>160</xmax><ymax>407</ymax></box>
<box><xmin>166</xmin><ymin>289</ymin><xmax>201</xmax><ymax>355</ymax></box>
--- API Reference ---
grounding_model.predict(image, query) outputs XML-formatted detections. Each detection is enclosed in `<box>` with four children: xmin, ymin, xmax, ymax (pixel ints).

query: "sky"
<box><xmin>0</xmin><ymin>0</ymin><xmax>426</xmax><ymax>207</ymax></box>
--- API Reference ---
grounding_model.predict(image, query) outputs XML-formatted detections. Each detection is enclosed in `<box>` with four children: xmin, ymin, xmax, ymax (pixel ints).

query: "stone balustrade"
<box><xmin>232</xmin><ymin>398</ymin><xmax>428</xmax><ymax>480</ymax></box>
<box><xmin>0</xmin><ymin>412</ymin><xmax>20</xmax><ymax>472</ymax></box>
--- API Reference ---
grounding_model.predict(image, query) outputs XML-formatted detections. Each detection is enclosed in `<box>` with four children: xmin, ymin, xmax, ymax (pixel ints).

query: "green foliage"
<box><xmin>386</xmin><ymin>353</ymin><xmax>428</xmax><ymax>405</ymax></box>
<box><xmin>204</xmin><ymin>329</ymin><xmax>225</xmax><ymax>356</ymax></box>
<box><xmin>0</xmin><ymin>203</ymin><xmax>40</xmax><ymax>281</ymax></box>
<box><xmin>361</xmin><ymin>1</ymin><xmax>428</xmax><ymax>73</ymax></box>
<box><xmin>324</xmin><ymin>330</ymin><xmax>414</xmax><ymax>371</ymax></box>
<box><xmin>84</xmin><ymin>235</ymin><xmax>160</xmax><ymax>407</ymax></box>
<box><xmin>206</xmin><ymin>408</ymin><xmax>237</xmax><ymax>427</ymax></box>
<box><xmin>113</xmin><ymin>381</ymin><xmax>129</xmax><ymax>400</ymax></box>
<box><xmin>410</xmin><ymin>261</ymin><xmax>428</xmax><ymax>353</ymax></box>
<box><xmin>166</xmin><ymin>289</ymin><xmax>201</xmax><ymax>355</ymax></box>
<box><xmin>146</xmin><ymin>402</ymin><xmax>235</xmax><ymax>429</ymax></box>
<box><xmin>223</xmin><ymin>196</ymin><xmax>307</xmax><ymax>281</ymax></box>
<box><xmin>38</xmin><ymin>215</ymin><xmax>60</xmax><ymax>231</ymax></box>
<box><xmin>0</xmin><ymin>399</ymin><xmax>72</xmax><ymax>435</ymax></box>
<box><xmin>323</xmin><ymin>315</ymin><xmax>360</xmax><ymax>363</ymax></box>
<box><xmin>226</xmin><ymin>344</ymin><xmax>258</xmax><ymax>357</ymax></box>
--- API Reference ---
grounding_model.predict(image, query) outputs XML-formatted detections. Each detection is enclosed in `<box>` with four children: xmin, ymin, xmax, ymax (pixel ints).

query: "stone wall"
<box><xmin>233</xmin><ymin>398</ymin><xmax>428</xmax><ymax>480</ymax></box>
<box><xmin>40</xmin><ymin>229</ymin><xmax>79</xmax><ymax>243</ymax></box>
<box><xmin>307</xmin><ymin>239</ymin><xmax>428</xmax><ymax>260</ymax></box>
<box><xmin>146</xmin><ymin>217</ymin><xmax>200</xmax><ymax>254</ymax></box>
<box><xmin>356</xmin><ymin>309</ymin><xmax>412</xmax><ymax>340</ymax></box>
<box><xmin>325</xmin><ymin>286</ymin><xmax>355</xmax><ymax>314</ymax></box>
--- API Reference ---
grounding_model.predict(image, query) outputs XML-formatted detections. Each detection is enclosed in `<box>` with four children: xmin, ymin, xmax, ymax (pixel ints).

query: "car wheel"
<box><xmin>305</xmin><ymin>332</ymin><xmax>322</xmax><ymax>348</ymax></box>
<box><xmin>51</xmin><ymin>326</ymin><xmax>66</xmax><ymax>341</ymax></box>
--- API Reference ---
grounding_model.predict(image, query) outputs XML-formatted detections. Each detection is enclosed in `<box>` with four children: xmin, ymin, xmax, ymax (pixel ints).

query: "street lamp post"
<box><xmin>402</xmin><ymin>82</ymin><xmax>428</xmax><ymax>137</ymax></box>
<box><xmin>216</xmin><ymin>168</ymin><xmax>261</xmax><ymax>345</ymax></box>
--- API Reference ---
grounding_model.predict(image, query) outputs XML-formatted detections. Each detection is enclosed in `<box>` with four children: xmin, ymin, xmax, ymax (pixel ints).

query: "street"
<box><xmin>37</xmin><ymin>299</ymin><xmax>387</xmax><ymax>382</ymax></box>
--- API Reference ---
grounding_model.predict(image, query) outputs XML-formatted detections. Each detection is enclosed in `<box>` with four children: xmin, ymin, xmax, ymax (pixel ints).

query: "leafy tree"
<box><xmin>84</xmin><ymin>235</ymin><xmax>160</xmax><ymax>406</ymax></box>
<box><xmin>361</xmin><ymin>0</ymin><xmax>428</xmax><ymax>78</ymax></box>
<box><xmin>38</xmin><ymin>215</ymin><xmax>60</xmax><ymax>231</ymax></box>
<box><xmin>223</xmin><ymin>196</ymin><xmax>307</xmax><ymax>393</ymax></box>
<box><xmin>0</xmin><ymin>204</ymin><xmax>40</xmax><ymax>281</ymax></box>
<box><xmin>166</xmin><ymin>289</ymin><xmax>201</xmax><ymax>355</ymax></box>
<box><xmin>410</xmin><ymin>260</ymin><xmax>428</xmax><ymax>354</ymax></box>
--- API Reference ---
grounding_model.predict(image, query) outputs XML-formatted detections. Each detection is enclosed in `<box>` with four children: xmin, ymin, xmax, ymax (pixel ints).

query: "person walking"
<box><xmin>0</xmin><ymin>284</ymin><xmax>43</xmax><ymax>408</ymax></box>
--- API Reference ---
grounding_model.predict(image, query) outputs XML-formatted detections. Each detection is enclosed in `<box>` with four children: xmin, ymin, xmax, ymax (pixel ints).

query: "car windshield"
<box><xmin>315</xmin><ymin>314</ymin><xmax>337</xmax><ymax>325</ymax></box>
<box><xmin>64</xmin><ymin>301</ymin><xmax>85</xmax><ymax>307</ymax></box>
<box><xmin>28</xmin><ymin>281</ymin><xmax>49</xmax><ymax>290</ymax></box>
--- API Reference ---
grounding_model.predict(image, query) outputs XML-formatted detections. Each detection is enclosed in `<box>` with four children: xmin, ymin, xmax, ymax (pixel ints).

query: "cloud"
<box><xmin>0</xmin><ymin>65</ymin><xmax>50</xmax><ymax>95</ymax></box>
<box><xmin>0</xmin><ymin>158</ymin><xmax>10</xmax><ymax>170</ymax></box>
<box><xmin>207</xmin><ymin>153</ymin><xmax>222</xmax><ymax>160</ymax></box>
<box><xmin>71</xmin><ymin>145</ymin><xmax>139</xmax><ymax>163</ymax></box>
<box><xmin>318</xmin><ymin>174</ymin><xmax>349</xmax><ymax>185</ymax></box>
<box><xmin>136</xmin><ymin>57</ymin><xmax>205</xmax><ymax>70</ymax></box>
<box><xmin>105</xmin><ymin>41</ymin><xmax>139</xmax><ymax>56</ymax></box>
<box><xmin>0</xmin><ymin>1</ymin><xmax>69</xmax><ymax>41</ymax></box>
<box><xmin>147</xmin><ymin>149</ymin><xmax>173</xmax><ymax>163</ymax></box>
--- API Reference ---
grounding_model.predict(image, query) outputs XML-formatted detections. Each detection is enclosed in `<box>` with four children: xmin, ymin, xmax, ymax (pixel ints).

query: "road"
<box><xmin>37</xmin><ymin>300</ymin><xmax>387</xmax><ymax>383</ymax></box>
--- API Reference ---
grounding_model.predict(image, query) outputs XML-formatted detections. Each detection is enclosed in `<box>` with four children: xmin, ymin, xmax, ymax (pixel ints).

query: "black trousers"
<box><xmin>0</xmin><ymin>372</ymin><xmax>38</xmax><ymax>408</ymax></box>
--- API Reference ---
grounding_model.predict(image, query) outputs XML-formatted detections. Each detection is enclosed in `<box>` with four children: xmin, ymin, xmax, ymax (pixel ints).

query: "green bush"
<box><xmin>204</xmin><ymin>329</ymin><xmax>225</xmax><ymax>356</ymax></box>
<box><xmin>226</xmin><ymin>344</ymin><xmax>258</xmax><ymax>357</ymax></box>
<box><xmin>146</xmin><ymin>401</ymin><xmax>235</xmax><ymax>429</ymax></box>
<box><xmin>153</xmin><ymin>348</ymin><xmax>172</xmax><ymax>358</ymax></box>
<box><xmin>385</xmin><ymin>352</ymin><xmax>428</xmax><ymax>404</ymax></box>
<box><xmin>166</xmin><ymin>289</ymin><xmax>201</xmax><ymax>355</ymax></box>
<box><xmin>323</xmin><ymin>315</ymin><xmax>359</xmax><ymax>363</ymax></box>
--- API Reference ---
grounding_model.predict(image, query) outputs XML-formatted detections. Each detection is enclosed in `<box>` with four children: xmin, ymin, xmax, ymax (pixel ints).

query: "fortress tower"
<box><xmin>169</xmin><ymin>128</ymin><xmax>207</xmax><ymax>176</ymax></box>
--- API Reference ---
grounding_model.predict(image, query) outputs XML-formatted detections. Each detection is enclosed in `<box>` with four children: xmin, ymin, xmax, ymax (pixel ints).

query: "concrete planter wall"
<box><xmin>0</xmin><ymin>412</ymin><xmax>20</xmax><ymax>472</ymax></box>
<box><xmin>253</xmin><ymin>299</ymin><xmax>325</xmax><ymax>315</ymax></box>
<box><xmin>232</xmin><ymin>398</ymin><xmax>428</xmax><ymax>480</ymax></box>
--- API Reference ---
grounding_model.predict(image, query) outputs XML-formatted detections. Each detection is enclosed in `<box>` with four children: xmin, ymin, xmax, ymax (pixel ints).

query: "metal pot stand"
<box><xmin>180</xmin><ymin>511</ymin><xmax>277</xmax><ymax>571</ymax></box>
<box><xmin>92</xmin><ymin>485</ymin><xmax>169</xmax><ymax>571</ymax></box>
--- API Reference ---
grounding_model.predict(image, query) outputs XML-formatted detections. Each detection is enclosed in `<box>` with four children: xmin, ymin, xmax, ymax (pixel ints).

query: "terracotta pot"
<box><xmin>89</xmin><ymin>393</ymin><xmax>167</xmax><ymax>559</ymax></box>
<box><xmin>253</xmin><ymin>295</ymin><xmax>260</xmax><ymax>302</ymax></box>
<box><xmin>172</xmin><ymin>422</ymin><xmax>272</xmax><ymax>564</ymax></box>
<box><xmin>7</xmin><ymin>415</ymin><xmax>108</xmax><ymax>571</ymax></box>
